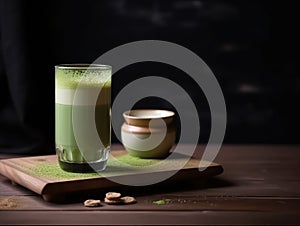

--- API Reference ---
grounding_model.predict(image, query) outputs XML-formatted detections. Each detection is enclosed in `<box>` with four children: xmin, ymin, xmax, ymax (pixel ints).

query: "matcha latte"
<box><xmin>55</xmin><ymin>64</ymin><xmax>111</xmax><ymax>173</ymax></box>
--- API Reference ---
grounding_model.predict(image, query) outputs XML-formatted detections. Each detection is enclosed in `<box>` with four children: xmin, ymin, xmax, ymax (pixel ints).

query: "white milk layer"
<box><xmin>55</xmin><ymin>87</ymin><xmax>110</xmax><ymax>106</ymax></box>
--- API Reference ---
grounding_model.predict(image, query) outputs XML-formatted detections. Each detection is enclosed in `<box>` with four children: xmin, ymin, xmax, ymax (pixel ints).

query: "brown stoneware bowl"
<box><xmin>121</xmin><ymin>110</ymin><xmax>176</xmax><ymax>158</ymax></box>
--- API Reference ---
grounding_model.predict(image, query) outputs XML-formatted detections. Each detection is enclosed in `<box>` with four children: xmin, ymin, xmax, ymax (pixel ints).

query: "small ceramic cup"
<box><xmin>121</xmin><ymin>109</ymin><xmax>176</xmax><ymax>158</ymax></box>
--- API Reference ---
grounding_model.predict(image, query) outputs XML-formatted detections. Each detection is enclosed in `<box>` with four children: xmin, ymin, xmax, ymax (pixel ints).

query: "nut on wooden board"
<box><xmin>120</xmin><ymin>196</ymin><xmax>137</xmax><ymax>204</ymax></box>
<box><xmin>105</xmin><ymin>192</ymin><xmax>121</xmax><ymax>200</ymax></box>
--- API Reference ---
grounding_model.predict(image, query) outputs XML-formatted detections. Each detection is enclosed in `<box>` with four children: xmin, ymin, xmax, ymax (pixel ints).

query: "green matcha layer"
<box><xmin>55</xmin><ymin>104</ymin><xmax>110</xmax><ymax>163</ymax></box>
<box><xmin>55</xmin><ymin>66</ymin><xmax>111</xmax><ymax>89</ymax></box>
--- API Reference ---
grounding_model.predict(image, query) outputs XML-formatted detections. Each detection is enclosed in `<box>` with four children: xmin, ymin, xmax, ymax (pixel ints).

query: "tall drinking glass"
<box><xmin>55</xmin><ymin>64</ymin><xmax>111</xmax><ymax>173</ymax></box>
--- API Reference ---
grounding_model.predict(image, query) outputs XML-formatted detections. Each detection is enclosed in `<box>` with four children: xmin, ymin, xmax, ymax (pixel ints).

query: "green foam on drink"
<box><xmin>55</xmin><ymin>68</ymin><xmax>111</xmax><ymax>89</ymax></box>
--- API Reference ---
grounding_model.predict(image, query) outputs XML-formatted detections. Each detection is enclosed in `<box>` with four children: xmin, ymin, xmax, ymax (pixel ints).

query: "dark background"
<box><xmin>0</xmin><ymin>0</ymin><xmax>299</xmax><ymax>154</ymax></box>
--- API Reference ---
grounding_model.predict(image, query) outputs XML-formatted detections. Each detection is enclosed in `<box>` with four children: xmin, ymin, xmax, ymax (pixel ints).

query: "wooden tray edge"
<box><xmin>0</xmin><ymin>159</ymin><xmax>46</xmax><ymax>194</ymax></box>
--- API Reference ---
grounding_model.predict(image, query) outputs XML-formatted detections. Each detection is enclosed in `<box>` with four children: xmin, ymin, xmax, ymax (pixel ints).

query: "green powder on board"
<box><xmin>28</xmin><ymin>162</ymin><xmax>99</xmax><ymax>179</ymax></box>
<box><xmin>27</xmin><ymin>154</ymin><xmax>194</xmax><ymax>180</ymax></box>
<box><xmin>28</xmin><ymin>154</ymin><xmax>164</xmax><ymax>179</ymax></box>
<box><xmin>114</xmin><ymin>154</ymin><xmax>162</xmax><ymax>167</ymax></box>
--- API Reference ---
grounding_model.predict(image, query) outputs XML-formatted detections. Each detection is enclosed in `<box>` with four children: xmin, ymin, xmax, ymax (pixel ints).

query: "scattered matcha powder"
<box><xmin>28</xmin><ymin>162</ymin><xmax>99</xmax><ymax>180</ymax></box>
<box><xmin>0</xmin><ymin>197</ymin><xmax>18</xmax><ymax>209</ymax></box>
<box><xmin>114</xmin><ymin>154</ymin><xmax>162</xmax><ymax>167</ymax></box>
<box><xmin>27</xmin><ymin>154</ymin><xmax>163</xmax><ymax>179</ymax></box>
<box><xmin>27</xmin><ymin>154</ymin><xmax>194</xmax><ymax>180</ymax></box>
<box><xmin>153</xmin><ymin>199</ymin><xmax>172</xmax><ymax>205</ymax></box>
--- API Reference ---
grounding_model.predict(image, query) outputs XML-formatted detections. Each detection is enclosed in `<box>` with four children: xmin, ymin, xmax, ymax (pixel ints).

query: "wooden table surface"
<box><xmin>0</xmin><ymin>144</ymin><xmax>299</xmax><ymax>225</ymax></box>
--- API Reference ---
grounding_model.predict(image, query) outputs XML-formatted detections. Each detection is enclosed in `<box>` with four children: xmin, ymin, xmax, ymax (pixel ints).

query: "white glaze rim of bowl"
<box><xmin>123</xmin><ymin>109</ymin><xmax>175</xmax><ymax>119</ymax></box>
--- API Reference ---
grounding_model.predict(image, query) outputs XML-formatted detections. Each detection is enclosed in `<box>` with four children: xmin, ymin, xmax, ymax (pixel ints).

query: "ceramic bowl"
<box><xmin>121</xmin><ymin>110</ymin><xmax>176</xmax><ymax>158</ymax></box>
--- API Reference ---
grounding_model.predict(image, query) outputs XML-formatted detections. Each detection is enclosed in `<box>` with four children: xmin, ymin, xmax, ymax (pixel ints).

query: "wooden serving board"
<box><xmin>0</xmin><ymin>150</ymin><xmax>223</xmax><ymax>202</ymax></box>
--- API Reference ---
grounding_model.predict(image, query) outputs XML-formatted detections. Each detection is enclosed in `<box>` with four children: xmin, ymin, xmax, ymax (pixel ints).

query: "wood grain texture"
<box><xmin>0</xmin><ymin>150</ymin><xmax>223</xmax><ymax>202</ymax></box>
<box><xmin>0</xmin><ymin>211</ymin><xmax>299</xmax><ymax>225</ymax></box>
<box><xmin>0</xmin><ymin>145</ymin><xmax>300</xmax><ymax>225</ymax></box>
